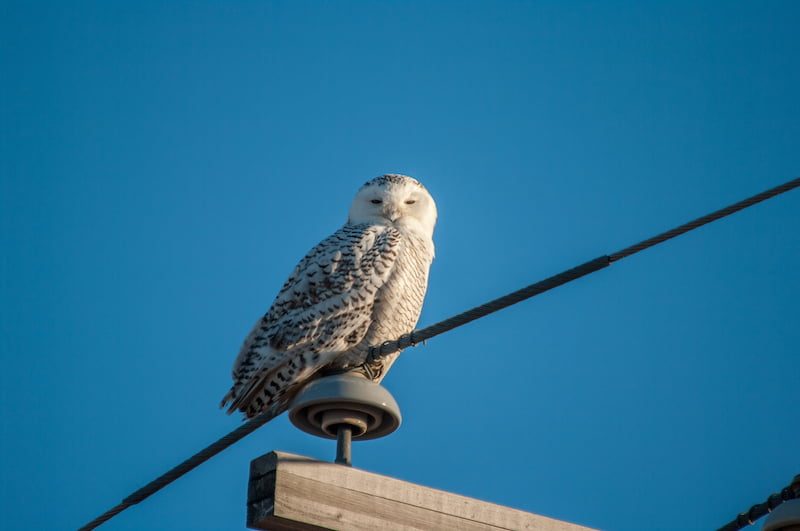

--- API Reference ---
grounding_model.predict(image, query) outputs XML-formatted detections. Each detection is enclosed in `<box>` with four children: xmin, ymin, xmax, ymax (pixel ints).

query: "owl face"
<box><xmin>348</xmin><ymin>174</ymin><xmax>437</xmax><ymax>238</ymax></box>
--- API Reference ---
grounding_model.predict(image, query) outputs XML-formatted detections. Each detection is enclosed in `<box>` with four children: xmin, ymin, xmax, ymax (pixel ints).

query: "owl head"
<box><xmin>348</xmin><ymin>174</ymin><xmax>438</xmax><ymax>239</ymax></box>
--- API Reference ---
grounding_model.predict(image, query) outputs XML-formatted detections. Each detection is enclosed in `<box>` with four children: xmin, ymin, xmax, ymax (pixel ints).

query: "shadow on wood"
<box><xmin>248</xmin><ymin>451</ymin><xmax>597</xmax><ymax>531</ymax></box>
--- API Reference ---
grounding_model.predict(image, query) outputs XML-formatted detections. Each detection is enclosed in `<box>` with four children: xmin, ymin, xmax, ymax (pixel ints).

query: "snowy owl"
<box><xmin>221</xmin><ymin>174</ymin><xmax>437</xmax><ymax>419</ymax></box>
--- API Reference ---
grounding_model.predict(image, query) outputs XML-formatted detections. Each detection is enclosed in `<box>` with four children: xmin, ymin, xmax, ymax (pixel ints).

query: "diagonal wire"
<box><xmin>366</xmin><ymin>176</ymin><xmax>800</xmax><ymax>365</ymax></box>
<box><xmin>77</xmin><ymin>176</ymin><xmax>800</xmax><ymax>531</ymax></box>
<box><xmin>76</xmin><ymin>403</ymin><xmax>284</xmax><ymax>531</ymax></box>
<box><xmin>609</xmin><ymin>177</ymin><xmax>800</xmax><ymax>262</ymax></box>
<box><xmin>716</xmin><ymin>474</ymin><xmax>800</xmax><ymax>531</ymax></box>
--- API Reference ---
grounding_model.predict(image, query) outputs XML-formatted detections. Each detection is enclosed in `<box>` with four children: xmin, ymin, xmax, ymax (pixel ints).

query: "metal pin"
<box><xmin>335</xmin><ymin>425</ymin><xmax>353</xmax><ymax>466</ymax></box>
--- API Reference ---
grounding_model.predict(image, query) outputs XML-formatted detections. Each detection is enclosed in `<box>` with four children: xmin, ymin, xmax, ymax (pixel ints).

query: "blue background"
<box><xmin>1</xmin><ymin>2</ymin><xmax>798</xmax><ymax>530</ymax></box>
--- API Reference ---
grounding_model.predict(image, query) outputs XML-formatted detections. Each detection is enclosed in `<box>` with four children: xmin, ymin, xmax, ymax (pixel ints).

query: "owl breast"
<box><xmin>334</xmin><ymin>227</ymin><xmax>434</xmax><ymax>378</ymax></box>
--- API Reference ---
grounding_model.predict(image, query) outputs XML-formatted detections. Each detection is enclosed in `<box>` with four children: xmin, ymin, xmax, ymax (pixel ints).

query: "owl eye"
<box><xmin>405</xmin><ymin>199</ymin><xmax>416</xmax><ymax>205</ymax></box>
<box><xmin>370</xmin><ymin>199</ymin><xmax>382</xmax><ymax>204</ymax></box>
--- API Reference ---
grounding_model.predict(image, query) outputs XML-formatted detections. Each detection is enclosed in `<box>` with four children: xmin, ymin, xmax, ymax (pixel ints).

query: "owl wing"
<box><xmin>222</xmin><ymin>223</ymin><xmax>402</xmax><ymax>415</ymax></box>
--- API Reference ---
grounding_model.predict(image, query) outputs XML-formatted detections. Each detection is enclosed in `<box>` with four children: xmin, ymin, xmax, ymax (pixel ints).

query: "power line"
<box><xmin>77</xmin><ymin>404</ymin><xmax>284</xmax><ymax>531</ymax></box>
<box><xmin>365</xmin><ymin>176</ymin><xmax>800</xmax><ymax>365</ymax></box>
<box><xmin>716</xmin><ymin>474</ymin><xmax>800</xmax><ymax>531</ymax></box>
<box><xmin>77</xmin><ymin>176</ymin><xmax>800</xmax><ymax>531</ymax></box>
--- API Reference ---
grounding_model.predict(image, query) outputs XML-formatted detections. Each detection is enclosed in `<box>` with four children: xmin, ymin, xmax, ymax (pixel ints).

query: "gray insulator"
<box><xmin>288</xmin><ymin>373</ymin><xmax>402</xmax><ymax>441</ymax></box>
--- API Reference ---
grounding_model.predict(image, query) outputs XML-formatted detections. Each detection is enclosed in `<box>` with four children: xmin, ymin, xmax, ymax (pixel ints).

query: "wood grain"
<box><xmin>248</xmin><ymin>451</ymin><xmax>597</xmax><ymax>531</ymax></box>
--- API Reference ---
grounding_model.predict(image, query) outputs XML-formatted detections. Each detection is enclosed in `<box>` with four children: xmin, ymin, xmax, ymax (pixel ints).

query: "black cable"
<box><xmin>76</xmin><ymin>404</ymin><xmax>283</xmax><ymax>531</ymax></box>
<box><xmin>367</xmin><ymin>176</ymin><xmax>800</xmax><ymax>365</ymax></box>
<box><xmin>365</xmin><ymin>256</ymin><xmax>611</xmax><ymax>365</ymax></box>
<box><xmin>76</xmin><ymin>177</ymin><xmax>800</xmax><ymax>531</ymax></box>
<box><xmin>716</xmin><ymin>475</ymin><xmax>800</xmax><ymax>531</ymax></box>
<box><xmin>610</xmin><ymin>177</ymin><xmax>800</xmax><ymax>262</ymax></box>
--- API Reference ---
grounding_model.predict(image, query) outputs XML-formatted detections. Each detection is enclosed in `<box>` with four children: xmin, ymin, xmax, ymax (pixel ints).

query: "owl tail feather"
<box><xmin>220</xmin><ymin>364</ymin><xmax>293</xmax><ymax>419</ymax></box>
<box><xmin>219</xmin><ymin>389</ymin><xmax>236</xmax><ymax>411</ymax></box>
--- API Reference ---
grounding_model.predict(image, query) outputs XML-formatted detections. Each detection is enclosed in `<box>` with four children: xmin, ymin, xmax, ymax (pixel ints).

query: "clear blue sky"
<box><xmin>1</xmin><ymin>2</ymin><xmax>798</xmax><ymax>530</ymax></box>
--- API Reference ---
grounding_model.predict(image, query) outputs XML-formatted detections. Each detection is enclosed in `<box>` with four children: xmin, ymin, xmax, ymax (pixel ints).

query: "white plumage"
<box><xmin>221</xmin><ymin>174</ymin><xmax>437</xmax><ymax>419</ymax></box>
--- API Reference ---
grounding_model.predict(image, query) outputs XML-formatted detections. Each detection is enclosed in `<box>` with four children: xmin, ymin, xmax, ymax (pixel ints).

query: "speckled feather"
<box><xmin>221</xmin><ymin>175</ymin><xmax>437</xmax><ymax>419</ymax></box>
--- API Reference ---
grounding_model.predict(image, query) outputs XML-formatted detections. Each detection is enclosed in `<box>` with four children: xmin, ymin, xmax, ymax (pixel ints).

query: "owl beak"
<box><xmin>383</xmin><ymin>206</ymin><xmax>402</xmax><ymax>222</ymax></box>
